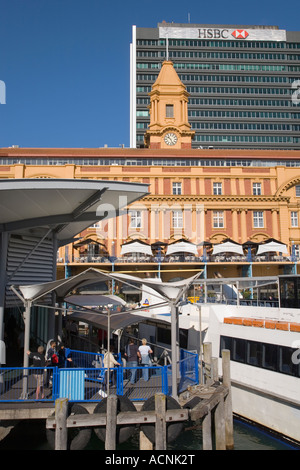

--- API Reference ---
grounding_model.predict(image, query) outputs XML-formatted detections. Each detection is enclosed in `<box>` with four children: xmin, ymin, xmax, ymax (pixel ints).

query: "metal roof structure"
<box><xmin>0</xmin><ymin>178</ymin><xmax>148</xmax><ymax>242</ymax></box>
<box><xmin>0</xmin><ymin>178</ymin><xmax>148</xmax><ymax>365</ymax></box>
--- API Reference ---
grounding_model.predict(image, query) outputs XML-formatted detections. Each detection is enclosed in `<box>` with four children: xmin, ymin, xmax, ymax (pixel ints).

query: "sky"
<box><xmin>0</xmin><ymin>0</ymin><xmax>300</xmax><ymax>149</ymax></box>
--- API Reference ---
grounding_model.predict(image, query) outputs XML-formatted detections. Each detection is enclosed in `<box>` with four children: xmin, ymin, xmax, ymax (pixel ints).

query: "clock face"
<box><xmin>164</xmin><ymin>132</ymin><xmax>178</xmax><ymax>146</ymax></box>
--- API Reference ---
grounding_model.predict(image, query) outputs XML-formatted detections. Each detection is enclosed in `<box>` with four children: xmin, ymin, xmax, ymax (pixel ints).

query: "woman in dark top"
<box><xmin>27</xmin><ymin>346</ymin><xmax>46</xmax><ymax>399</ymax></box>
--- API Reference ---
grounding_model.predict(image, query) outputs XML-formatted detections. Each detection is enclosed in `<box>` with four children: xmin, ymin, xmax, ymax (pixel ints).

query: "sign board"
<box><xmin>159</xmin><ymin>27</ymin><xmax>287</xmax><ymax>42</ymax></box>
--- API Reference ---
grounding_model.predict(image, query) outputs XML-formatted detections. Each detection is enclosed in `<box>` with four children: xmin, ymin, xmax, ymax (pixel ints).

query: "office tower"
<box><xmin>130</xmin><ymin>23</ymin><xmax>300</xmax><ymax>150</ymax></box>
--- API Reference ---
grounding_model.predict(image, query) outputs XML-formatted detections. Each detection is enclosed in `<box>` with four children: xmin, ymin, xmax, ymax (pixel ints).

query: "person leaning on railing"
<box><xmin>27</xmin><ymin>346</ymin><xmax>46</xmax><ymax>400</ymax></box>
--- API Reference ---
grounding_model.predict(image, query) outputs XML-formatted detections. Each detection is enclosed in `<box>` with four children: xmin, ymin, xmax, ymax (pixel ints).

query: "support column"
<box><xmin>170</xmin><ymin>303</ymin><xmax>179</xmax><ymax>399</ymax></box>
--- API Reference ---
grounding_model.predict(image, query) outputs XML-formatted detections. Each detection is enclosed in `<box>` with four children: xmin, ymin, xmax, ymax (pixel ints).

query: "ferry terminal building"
<box><xmin>1</xmin><ymin>60</ymin><xmax>300</xmax><ymax>289</ymax></box>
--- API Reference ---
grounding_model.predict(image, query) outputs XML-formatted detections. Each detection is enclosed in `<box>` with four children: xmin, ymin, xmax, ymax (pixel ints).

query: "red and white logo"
<box><xmin>232</xmin><ymin>29</ymin><xmax>249</xmax><ymax>39</ymax></box>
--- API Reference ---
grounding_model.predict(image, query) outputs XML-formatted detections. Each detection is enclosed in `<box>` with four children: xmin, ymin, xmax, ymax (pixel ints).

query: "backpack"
<box><xmin>51</xmin><ymin>353</ymin><xmax>59</xmax><ymax>364</ymax></box>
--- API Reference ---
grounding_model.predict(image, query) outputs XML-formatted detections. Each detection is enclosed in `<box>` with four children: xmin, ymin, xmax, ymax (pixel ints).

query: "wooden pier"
<box><xmin>0</xmin><ymin>347</ymin><xmax>234</xmax><ymax>450</ymax></box>
<box><xmin>46</xmin><ymin>348</ymin><xmax>234</xmax><ymax>450</ymax></box>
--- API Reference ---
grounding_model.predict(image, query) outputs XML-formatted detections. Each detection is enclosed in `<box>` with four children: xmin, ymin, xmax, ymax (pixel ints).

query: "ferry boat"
<box><xmin>127</xmin><ymin>275</ymin><xmax>300</xmax><ymax>443</ymax></box>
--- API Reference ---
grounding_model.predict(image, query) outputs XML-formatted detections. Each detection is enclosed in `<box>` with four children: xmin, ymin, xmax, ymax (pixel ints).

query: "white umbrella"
<box><xmin>166</xmin><ymin>241</ymin><xmax>198</xmax><ymax>256</ymax></box>
<box><xmin>120</xmin><ymin>241</ymin><xmax>153</xmax><ymax>256</ymax></box>
<box><xmin>256</xmin><ymin>241</ymin><xmax>288</xmax><ymax>255</ymax></box>
<box><xmin>212</xmin><ymin>241</ymin><xmax>244</xmax><ymax>256</ymax></box>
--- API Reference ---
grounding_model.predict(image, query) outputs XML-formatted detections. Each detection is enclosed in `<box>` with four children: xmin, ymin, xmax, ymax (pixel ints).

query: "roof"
<box><xmin>67</xmin><ymin>309</ymin><xmax>165</xmax><ymax>333</ymax></box>
<box><xmin>15</xmin><ymin>267</ymin><xmax>201</xmax><ymax>304</ymax></box>
<box><xmin>1</xmin><ymin>147</ymin><xmax>300</xmax><ymax>160</ymax></box>
<box><xmin>0</xmin><ymin>179</ymin><xmax>148</xmax><ymax>243</ymax></box>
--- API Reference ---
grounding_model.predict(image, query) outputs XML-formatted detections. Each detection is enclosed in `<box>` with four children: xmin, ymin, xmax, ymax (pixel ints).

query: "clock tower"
<box><xmin>144</xmin><ymin>60</ymin><xmax>195</xmax><ymax>149</ymax></box>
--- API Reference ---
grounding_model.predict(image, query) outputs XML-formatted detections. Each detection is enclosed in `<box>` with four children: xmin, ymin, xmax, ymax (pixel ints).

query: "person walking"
<box><xmin>27</xmin><ymin>346</ymin><xmax>46</xmax><ymax>399</ymax></box>
<box><xmin>138</xmin><ymin>338</ymin><xmax>153</xmax><ymax>381</ymax></box>
<box><xmin>125</xmin><ymin>339</ymin><xmax>140</xmax><ymax>384</ymax></box>
<box><xmin>103</xmin><ymin>345</ymin><xmax>121</xmax><ymax>388</ymax></box>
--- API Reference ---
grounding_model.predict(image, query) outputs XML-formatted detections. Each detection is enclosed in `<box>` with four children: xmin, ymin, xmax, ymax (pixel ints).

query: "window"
<box><xmin>129</xmin><ymin>210</ymin><xmax>142</xmax><ymax>228</ymax></box>
<box><xmin>253</xmin><ymin>182</ymin><xmax>262</xmax><ymax>195</ymax></box>
<box><xmin>172</xmin><ymin>210</ymin><xmax>183</xmax><ymax>228</ymax></box>
<box><xmin>166</xmin><ymin>104</ymin><xmax>174</xmax><ymax>118</ymax></box>
<box><xmin>253</xmin><ymin>211</ymin><xmax>264</xmax><ymax>228</ymax></box>
<box><xmin>172</xmin><ymin>182</ymin><xmax>182</xmax><ymax>195</ymax></box>
<box><xmin>213</xmin><ymin>182</ymin><xmax>222</xmax><ymax>195</ymax></box>
<box><xmin>220</xmin><ymin>336</ymin><xmax>300</xmax><ymax>378</ymax></box>
<box><xmin>291</xmin><ymin>211</ymin><xmax>298</xmax><ymax>227</ymax></box>
<box><xmin>213</xmin><ymin>211</ymin><xmax>224</xmax><ymax>228</ymax></box>
<box><xmin>296</xmin><ymin>185</ymin><xmax>300</xmax><ymax>197</ymax></box>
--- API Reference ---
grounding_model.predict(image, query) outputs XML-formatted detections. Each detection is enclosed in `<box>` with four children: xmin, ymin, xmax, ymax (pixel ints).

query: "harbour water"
<box><xmin>0</xmin><ymin>417</ymin><xmax>298</xmax><ymax>451</ymax></box>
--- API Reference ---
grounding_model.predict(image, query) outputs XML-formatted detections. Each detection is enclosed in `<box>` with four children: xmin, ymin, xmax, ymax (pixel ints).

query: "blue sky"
<box><xmin>0</xmin><ymin>0</ymin><xmax>299</xmax><ymax>149</ymax></box>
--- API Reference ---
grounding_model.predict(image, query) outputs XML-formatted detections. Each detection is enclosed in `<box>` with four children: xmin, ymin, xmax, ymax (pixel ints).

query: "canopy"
<box><xmin>120</xmin><ymin>240</ymin><xmax>153</xmax><ymax>256</ymax></box>
<box><xmin>166</xmin><ymin>241</ymin><xmax>198</xmax><ymax>256</ymax></box>
<box><xmin>256</xmin><ymin>241</ymin><xmax>288</xmax><ymax>255</ymax></box>
<box><xmin>65</xmin><ymin>294</ymin><xmax>127</xmax><ymax>307</ymax></box>
<box><xmin>15</xmin><ymin>267</ymin><xmax>201</xmax><ymax>304</ymax></box>
<box><xmin>68</xmin><ymin>310</ymin><xmax>168</xmax><ymax>333</ymax></box>
<box><xmin>73</xmin><ymin>238</ymin><xmax>107</xmax><ymax>248</ymax></box>
<box><xmin>212</xmin><ymin>241</ymin><xmax>244</xmax><ymax>256</ymax></box>
<box><xmin>0</xmin><ymin>179</ymin><xmax>149</xmax><ymax>243</ymax></box>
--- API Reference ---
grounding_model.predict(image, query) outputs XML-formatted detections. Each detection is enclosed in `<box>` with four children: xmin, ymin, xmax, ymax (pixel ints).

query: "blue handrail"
<box><xmin>0</xmin><ymin>349</ymin><xmax>198</xmax><ymax>403</ymax></box>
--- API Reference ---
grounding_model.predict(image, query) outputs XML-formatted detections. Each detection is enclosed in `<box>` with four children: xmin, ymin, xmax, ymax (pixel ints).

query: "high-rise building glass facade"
<box><xmin>130</xmin><ymin>23</ymin><xmax>300</xmax><ymax>149</ymax></box>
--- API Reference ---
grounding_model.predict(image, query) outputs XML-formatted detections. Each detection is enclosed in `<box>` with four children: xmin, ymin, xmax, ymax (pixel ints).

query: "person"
<box><xmin>45</xmin><ymin>340</ymin><xmax>58</xmax><ymax>386</ymax></box>
<box><xmin>46</xmin><ymin>340</ymin><xmax>58</xmax><ymax>366</ymax></box>
<box><xmin>125</xmin><ymin>338</ymin><xmax>140</xmax><ymax>384</ymax></box>
<box><xmin>58</xmin><ymin>344</ymin><xmax>73</xmax><ymax>368</ymax></box>
<box><xmin>138</xmin><ymin>338</ymin><xmax>153</xmax><ymax>381</ymax></box>
<box><xmin>103</xmin><ymin>346</ymin><xmax>121</xmax><ymax>387</ymax></box>
<box><xmin>27</xmin><ymin>346</ymin><xmax>46</xmax><ymax>399</ymax></box>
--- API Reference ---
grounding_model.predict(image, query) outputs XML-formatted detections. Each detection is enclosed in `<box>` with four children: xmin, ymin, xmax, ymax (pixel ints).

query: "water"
<box><xmin>0</xmin><ymin>417</ymin><xmax>298</xmax><ymax>451</ymax></box>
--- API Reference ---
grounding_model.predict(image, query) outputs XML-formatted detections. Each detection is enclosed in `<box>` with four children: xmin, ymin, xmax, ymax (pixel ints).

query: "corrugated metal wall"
<box><xmin>5</xmin><ymin>233</ymin><xmax>55</xmax><ymax>308</ymax></box>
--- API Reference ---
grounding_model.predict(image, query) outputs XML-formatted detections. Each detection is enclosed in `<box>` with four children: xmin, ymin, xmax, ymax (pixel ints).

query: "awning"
<box><xmin>120</xmin><ymin>240</ymin><xmax>153</xmax><ymax>256</ymax></box>
<box><xmin>15</xmin><ymin>267</ymin><xmax>201</xmax><ymax>304</ymax></box>
<box><xmin>0</xmin><ymin>179</ymin><xmax>149</xmax><ymax>243</ymax></box>
<box><xmin>68</xmin><ymin>310</ymin><xmax>168</xmax><ymax>333</ymax></box>
<box><xmin>73</xmin><ymin>238</ymin><xmax>107</xmax><ymax>248</ymax></box>
<box><xmin>65</xmin><ymin>294</ymin><xmax>127</xmax><ymax>307</ymax></box>
<box><xmin>256</xmin><ymin>241</ymin><xmax>288</xmax><ymax>255</ymax></box>
<box><xmin>166</xmin><ymin>241</ymin><xmax>198</xmax><ymax>256</ymax></box>
<box><xmin>212</xmin><ymin>241</ymin><xmax>244</xmax><ymax>256</ymax></box>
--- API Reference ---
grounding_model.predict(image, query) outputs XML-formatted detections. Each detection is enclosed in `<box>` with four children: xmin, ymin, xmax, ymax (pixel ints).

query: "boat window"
<box><xmin>220</xmin><ymin>335</ymin><xmax>300</xmax><ymax>378</ymax></box>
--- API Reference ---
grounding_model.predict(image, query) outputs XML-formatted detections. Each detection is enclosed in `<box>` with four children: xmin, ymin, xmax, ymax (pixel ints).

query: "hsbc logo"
<box><xmin>232</xmin><ymin>29</ymin><xmax>249</xmax><ymax>39</ymax></box>
<box><xmin>198</xmin><ymin>28</ymin><xmax>251</xmax><ymax>40</ymax></box>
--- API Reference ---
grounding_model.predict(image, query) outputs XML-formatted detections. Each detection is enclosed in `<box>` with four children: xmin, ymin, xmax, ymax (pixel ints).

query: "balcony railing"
<box><xmin>57</xmin><ymin>254</ymin><xmax>298</xmax><ymax>264</ymax></box>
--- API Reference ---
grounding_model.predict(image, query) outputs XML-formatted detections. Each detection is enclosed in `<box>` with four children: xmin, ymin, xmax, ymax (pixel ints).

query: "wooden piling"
<box><xmin>54</xmin><ymin>398</ymin><xmax>68</xmax><ymax>450</ymax></box>
<box><xmin>222</xmin><ymin>349</ymin><xmax>234</xmax><ymax>450</ymax></box>
<box><xmin>202</xmin><ymin>410</ymin><xmax>212</xmax><ymax>450</ymax></box>
<box><xmin>214</xmin><ymin>392</ymin><xmax>226</xmax><ymax>450</ymax></box>
<box><xmin>203</xmin><ymin>342</ymin><xmax>212</xmax><ymax>384</ymax></box>
<box><xmin>155</xmin><ymin>393</ymin><xmax>167</xmax><ymax>450</ymax></box>
<box><xmin>105</xmin><ymin>394</ymin><xmax>118</xmax><ymax>450</ymax></box>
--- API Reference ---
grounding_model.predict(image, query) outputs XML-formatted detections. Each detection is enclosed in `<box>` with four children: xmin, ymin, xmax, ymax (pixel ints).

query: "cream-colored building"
<box><xmin>1</xmin><ymin>61</ymin><xmax>300</xmax><ymax>282</ymax></box>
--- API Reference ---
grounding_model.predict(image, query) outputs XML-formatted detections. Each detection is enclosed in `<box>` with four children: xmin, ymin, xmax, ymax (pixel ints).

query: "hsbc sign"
<box><xmin>159</xmin><ymin>26</ymin><xmax>287</xmax><ymax>42</ymax></box>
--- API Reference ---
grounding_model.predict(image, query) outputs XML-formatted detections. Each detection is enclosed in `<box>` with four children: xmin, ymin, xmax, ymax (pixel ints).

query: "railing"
<box><xmin>57</xmin><ymin>254</ymin><xmax>298</xmax><ymax>264</ymax></box>
<box><xmin>194</xmin><ymin>298</ymin><xmax>279</xmax><ymax>307</ymax></box>
<box><xmin>0</xmin><ymin>349</ymin><xmax>198</xmax><ymax>403</ymax></box>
